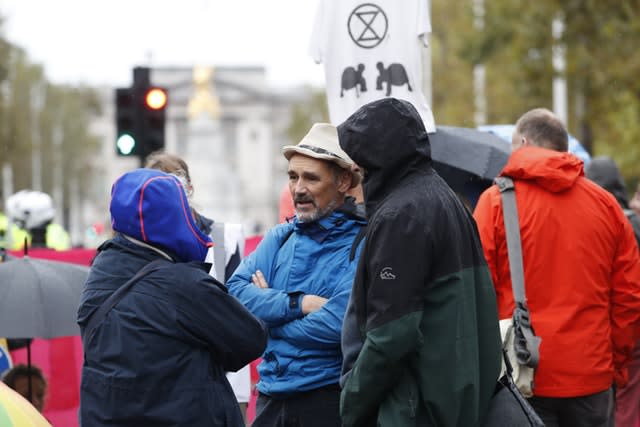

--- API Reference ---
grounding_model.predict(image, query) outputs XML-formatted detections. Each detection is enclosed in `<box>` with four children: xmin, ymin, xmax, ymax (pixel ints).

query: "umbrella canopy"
<box><xmin>0</xmin><ymin>382</ymin><xmax>51</xmax><ymax>426</ymax></box>
<box><xmin>0</xmin><ymin>257</ymin><xmax>89</xmax><ymax>339</ymax></box>
<box><xmin>478</xmin><ymin>124</ymin><xmax>591</xmax><ymax>165</ymax></box>
<box><xmin>430</xmin><ymin>125</ymin><xmax>511</xmax><ymax>191</ymax></box>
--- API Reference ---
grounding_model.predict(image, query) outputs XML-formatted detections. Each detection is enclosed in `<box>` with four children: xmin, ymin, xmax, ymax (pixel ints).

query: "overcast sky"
<box><xmin>0</xmin><ymin>0</ymin><xmax>325</xmax><ymax>88</ymax></box>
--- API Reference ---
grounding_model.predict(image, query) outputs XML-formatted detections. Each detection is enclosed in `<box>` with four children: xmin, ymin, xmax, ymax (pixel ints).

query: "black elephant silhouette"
<box><xmin>376</xmin><ymin>62</ymin><xmax>412</xmax><ymax>96</ymax></box>
<box><xmin>340</xmin><ymin>64</ymin><xmax>367</xmax><ymax>97</ymax></box>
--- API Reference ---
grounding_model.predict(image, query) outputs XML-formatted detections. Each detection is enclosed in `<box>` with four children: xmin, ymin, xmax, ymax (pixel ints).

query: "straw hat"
<box><xmin>282</xmin><ymin>123</ymin><xmax>360</xmax><ymax>188</ymax></box>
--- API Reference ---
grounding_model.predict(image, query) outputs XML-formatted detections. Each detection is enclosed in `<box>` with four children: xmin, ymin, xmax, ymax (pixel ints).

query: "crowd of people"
<box><xmin>1</xmin><ymin>97</ymin><xmax>640</xmax><ymax>427</ymax></box>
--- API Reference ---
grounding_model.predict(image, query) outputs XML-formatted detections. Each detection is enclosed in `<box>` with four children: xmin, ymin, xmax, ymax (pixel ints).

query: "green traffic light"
<box><xmin>117</xmin><ymin>134</ymin><xmax>136</xmax><ymax>155</ymax></box>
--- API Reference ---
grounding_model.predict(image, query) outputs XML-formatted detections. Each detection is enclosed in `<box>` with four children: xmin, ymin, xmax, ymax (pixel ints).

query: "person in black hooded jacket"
<box><xmin>337</xmin><ymin>98</ymin><xmax>501</xmax><ymax>427</ymax></box>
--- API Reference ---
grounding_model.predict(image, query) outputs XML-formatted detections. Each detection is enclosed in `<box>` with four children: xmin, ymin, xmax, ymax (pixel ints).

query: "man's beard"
<box><xmin>295</xmin><ymin>198</ymin><xmax>338</xmax><ymax>223</ymax></box>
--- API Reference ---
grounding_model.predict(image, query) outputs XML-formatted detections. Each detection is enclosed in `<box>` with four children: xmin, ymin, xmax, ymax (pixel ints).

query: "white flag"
<box><xmin>309</xmin><ymin>0</ymin><xmax>436</xmax><ymax>132</ymax></box>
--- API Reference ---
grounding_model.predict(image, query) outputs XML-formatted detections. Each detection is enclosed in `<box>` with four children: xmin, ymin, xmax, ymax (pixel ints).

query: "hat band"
<box><xmin>298</xmin><ymin>144</ymin><xmax>343</xmax><ymax>160</ymax></box>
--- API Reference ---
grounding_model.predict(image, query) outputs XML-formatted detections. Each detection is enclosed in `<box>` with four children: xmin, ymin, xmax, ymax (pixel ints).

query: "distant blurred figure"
<box><xmin>586</xmin><ymin>156</ymin><xmax>640</xmax><ymax>427</ymax></box>
<box><xmin>586</xmin><ymin>157</ymin><xmax>640</xmax><ymax>246</ymax></box>
<box><xmin>145</xmin><ymin>152</ymin><xmax>243</xmax><ymax>282</ymax></box>
<box><xmin>0</xmin><ymin>212</ymin><xmax>22</xmax><ymax>250</ymax></box>
<box><xmin>278</xmin><ymin>183</ymin><xmax>295</xmax><ymax>223</ymax></box>
<box><xmin>5</xmin><ymin>190</ymin><xmax>70</xmax><ymax>250</ymax></box>
<box><xmin>2</xmin><ymin>363</ymin><xmax>48</xmax><ymax>413</ymax></box>
<box><xmin>631</xmin><ymin>183</ymin><xmax>640</xmax><ymax>217</ymax></box>
<box><xmin>0</xmin><ymin>211</ymin><xmax>28</xmax><ymax>250</ymax></box>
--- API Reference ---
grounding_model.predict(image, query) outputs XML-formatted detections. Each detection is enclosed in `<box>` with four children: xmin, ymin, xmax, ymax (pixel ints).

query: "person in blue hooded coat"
<box><xmin>77</xmin><ymin>168</ymin><xmax>267</xmax><ymax>427</ymax></box>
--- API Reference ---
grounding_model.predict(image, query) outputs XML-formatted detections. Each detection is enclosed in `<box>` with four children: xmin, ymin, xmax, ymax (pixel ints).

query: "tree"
<box><xmin>431</xmin><ymin>0</ymin><xmax>476</xmax><ymax>126</ymax></box>
<box><xmin>0</xmin><ymin>14</ymin><xmax>101</xmax><ymax>229</ymax></box>
<box><xmin>459</xmin><ymin>0</ymin><xmax>640</xmax><ymax>181</ymax></box>
<box><xmin>286</xmin><ymin>87</ymin><xmax>329</xmax><ymax>143</ymax></box>
<box><xmin>0</xmin><ymin>46</ymin><xmax>45</xmax><ymax>193</ymax></box>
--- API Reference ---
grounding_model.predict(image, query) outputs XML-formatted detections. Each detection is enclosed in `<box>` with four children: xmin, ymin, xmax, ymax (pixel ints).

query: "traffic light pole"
<box><xmin>133</xmin><ymin>67</ymin><xmax>151</xmax><ymax>90</ymax></box>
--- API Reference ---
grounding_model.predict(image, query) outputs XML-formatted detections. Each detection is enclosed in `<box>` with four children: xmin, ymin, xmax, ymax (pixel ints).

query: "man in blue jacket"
<box><xmin>227</xmin><ymin>123</ymin><xmax>366</xmax><ymax>427</ymax></box>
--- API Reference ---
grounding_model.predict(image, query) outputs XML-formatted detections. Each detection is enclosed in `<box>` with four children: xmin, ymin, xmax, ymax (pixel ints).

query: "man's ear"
<box><xmin>337</xmin><ymin>170</ymin><xmax>353</xmax><ymax>193</ymax></box>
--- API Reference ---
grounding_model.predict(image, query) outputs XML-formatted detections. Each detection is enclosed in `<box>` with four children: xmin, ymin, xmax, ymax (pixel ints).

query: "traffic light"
<box><xmin>115</xmin><ymin>87</ymin><xmax>139</xmax><ymax>156</ymax></box>
<box><xmin>138</xmin><ymin>85</ymin><xmax>167</xmax><ymax>159</ymax></box>
<box><xmin>114</xmin><ymin>67</ymin><xmax>168</xmax><ymax>159</ymax></box>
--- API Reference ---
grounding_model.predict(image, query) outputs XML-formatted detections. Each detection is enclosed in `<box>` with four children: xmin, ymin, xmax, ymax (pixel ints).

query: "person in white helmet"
<box><xmin>5</xmin><ymin>190</ymin><xmax>70</xmax><ymax>250</ymax></box>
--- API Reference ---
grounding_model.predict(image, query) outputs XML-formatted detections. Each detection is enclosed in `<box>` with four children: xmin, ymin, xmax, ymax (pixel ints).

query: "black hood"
<box><xmin>585</xmin><ymin>156</ymin><xmax>629</xmax><ymax>209</ymax></box>
<box><xmin>337</xmin><ymin>98</ymin><xmax>431</xmax><ymax>213</ymax></box>
<box><xmin>195</xmin><ymin>211</ymin><xmax>214</xmax><ymax>235</ymax></box>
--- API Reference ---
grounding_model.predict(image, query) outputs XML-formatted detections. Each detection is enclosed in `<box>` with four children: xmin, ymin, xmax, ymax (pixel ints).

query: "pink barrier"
<box><xmin>11</xmin><ymin>337</ymin><xmax>83</xmax><ymax>427</ymax></box>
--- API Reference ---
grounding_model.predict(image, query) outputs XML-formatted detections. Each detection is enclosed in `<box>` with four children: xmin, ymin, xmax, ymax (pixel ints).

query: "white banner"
<box><xmin>310</xmin><ymin>0</ymin><xmax>436</xmax><ymax>132</ymax></box>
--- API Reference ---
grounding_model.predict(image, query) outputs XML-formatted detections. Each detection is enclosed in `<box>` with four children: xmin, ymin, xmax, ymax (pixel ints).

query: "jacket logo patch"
<box><xmin>380</xmin><ymin>267</ymin><xmax>396</xmax><ymax>280</ymax></box>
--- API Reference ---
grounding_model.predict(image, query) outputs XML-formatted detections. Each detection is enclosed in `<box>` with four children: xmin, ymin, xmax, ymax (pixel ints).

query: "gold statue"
<box><xmin>188</xmin><ymin>65</ymin><xmax>221</xmax><ymax>120</ymax></box>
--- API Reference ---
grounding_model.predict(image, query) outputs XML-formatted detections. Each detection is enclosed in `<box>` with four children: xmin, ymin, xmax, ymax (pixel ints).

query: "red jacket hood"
<box><xmin>501</xmin><ymin>146</ymin><xmax>584</xmax><ymax>193</ymax></box>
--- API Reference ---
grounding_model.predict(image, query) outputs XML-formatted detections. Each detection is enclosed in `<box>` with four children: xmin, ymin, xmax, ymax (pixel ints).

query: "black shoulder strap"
<box><xmin>83</xmin><ymin>259</ymin><xmax>169</xmax><ymax>350</ymax></box>
<box><xmin>349</xmin><ymin>226</ymin><xmax>367</xmax><ymax>262</ymax></box>
<box><xmin>494</xmin><ymin>176</ymin><xmax>541</xmax><ymax>369</ymax></box>
<box><xmin>279</xmin><ymin>227</ymin><xmax>295</xmax><ymax>248</ymax></box>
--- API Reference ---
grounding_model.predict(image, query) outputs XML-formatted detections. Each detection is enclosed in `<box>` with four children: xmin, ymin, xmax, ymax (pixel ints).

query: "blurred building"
<box><xmin>79</xmin><ymin>65</ymin><xmax>304</xmax><ymax>245</ymax></box>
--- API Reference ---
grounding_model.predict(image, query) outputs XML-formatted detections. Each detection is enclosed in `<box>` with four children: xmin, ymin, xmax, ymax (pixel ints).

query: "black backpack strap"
<box><xmin>349</xmin><ymin>226</ymin><xmax>367</xmax><ymax>262</ymax></box>
<box><xmin>279</xmin><ymin>227</ymin><xmax>295</xmax><ymax>248</ymax></box>
<box><xmin>83</xmin><ymin>259</ymin><xmax>170</xmax><ymax>350</ymax></box>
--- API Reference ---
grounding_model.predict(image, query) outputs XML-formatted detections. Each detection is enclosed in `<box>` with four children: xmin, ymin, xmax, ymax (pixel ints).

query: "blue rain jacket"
<box><xmin>227</xmin><ymin>206</ymin><xmax>365</xmax><ymax>396</ymax></box>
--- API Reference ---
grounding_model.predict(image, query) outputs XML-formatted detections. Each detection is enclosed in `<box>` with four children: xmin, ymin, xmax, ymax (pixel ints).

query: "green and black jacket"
<box><xmin>338</xmin><ymin>98</ymin><xmax>502</xmax><ymax>427</ymax></box>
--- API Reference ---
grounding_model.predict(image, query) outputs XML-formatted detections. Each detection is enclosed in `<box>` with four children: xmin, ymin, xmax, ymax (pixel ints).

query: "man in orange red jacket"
<box><xmin>473</xmin><ymin>108</ymin><xmax>640</xmax><ymax>427</ymax></box>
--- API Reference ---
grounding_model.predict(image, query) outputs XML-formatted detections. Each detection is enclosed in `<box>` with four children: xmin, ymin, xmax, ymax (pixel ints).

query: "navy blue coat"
<box><xmin>77</xmin><ymin>235</ymin><xmax>267</xmax><ymax>426</ymax></box>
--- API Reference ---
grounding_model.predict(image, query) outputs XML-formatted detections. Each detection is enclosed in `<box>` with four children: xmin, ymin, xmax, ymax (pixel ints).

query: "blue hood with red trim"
<box><xmin>110</xmin><ymin>168</ymin><xmax>212</xmax><ymax>262</ymax></box>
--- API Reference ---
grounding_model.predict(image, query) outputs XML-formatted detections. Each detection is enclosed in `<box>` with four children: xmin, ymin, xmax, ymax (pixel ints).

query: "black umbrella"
<box><xmin>430</xmin><ymin>125</ymin><xmax>511</xmax><ymax>189</ymax></box>
<box><xmin>0</xmin><ymin>256</ymin><xmax>89</xmax><ymax>339</ymax></box>
<box><xmin>0</xmin><ymin>254</ymin><xmax>89</xmax><ymax>406</ymax></box>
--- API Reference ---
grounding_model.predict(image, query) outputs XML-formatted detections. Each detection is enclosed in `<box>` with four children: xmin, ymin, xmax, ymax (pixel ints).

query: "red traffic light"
<box><xmin>144</xmin><ymin>88</ymin><xmax>167</xmax><ymax>110</ymax></box>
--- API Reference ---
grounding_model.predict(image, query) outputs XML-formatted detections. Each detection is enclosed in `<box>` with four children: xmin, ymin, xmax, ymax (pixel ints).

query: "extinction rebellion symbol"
<box><xmin>347</xmin><ymin>3</ymin><xmax>388</xmax><ymax>49</ymax></box>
